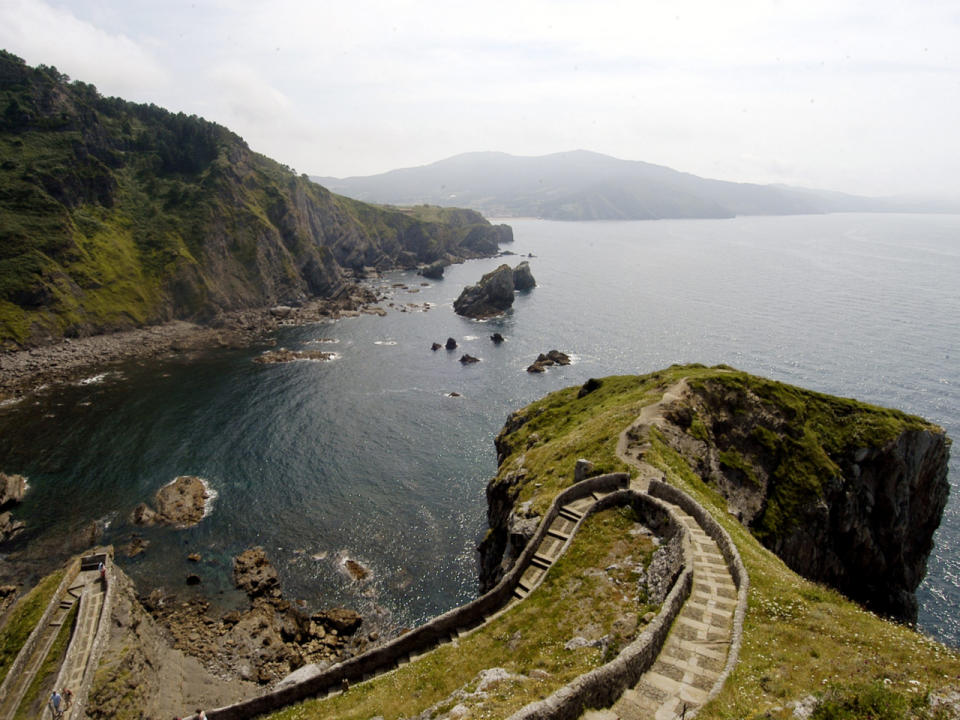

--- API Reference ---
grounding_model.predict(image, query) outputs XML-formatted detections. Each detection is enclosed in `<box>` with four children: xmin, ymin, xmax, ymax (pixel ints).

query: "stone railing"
<box><xmin>647</xmin><ymin>480</ymin><xmax>749</xmax><ymax>712</ymax></box>
<box><xmin>207</xmin><ymin>473</ymin><xmax>631</xmax><ymax>720</ymax></box>
<box><xmin>0</xmin><ymin>556</ymin><xmax>80</xmax><ymax>700</ymax></box>
<box><xmin>49</xmin><ymin>547</ymin><xmax>115</xmax><ymax>720</ymax></box>
<box><xmin>505</xmin><ymin>489</ymin><xmax>693</xmax><ymax>720</ymax></box>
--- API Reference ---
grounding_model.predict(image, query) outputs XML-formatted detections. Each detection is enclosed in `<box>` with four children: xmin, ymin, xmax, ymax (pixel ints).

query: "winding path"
<box><xmin>586</xmin><ymin>379</ymin><xmax>743</xmax><ymax>720</ymax></box>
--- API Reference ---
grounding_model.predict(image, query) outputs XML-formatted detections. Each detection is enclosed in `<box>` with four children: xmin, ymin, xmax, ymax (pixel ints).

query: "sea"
<box><xmin>0</xmin><ymin>213</ymin><xmax>957</xmax><ymax>646</ymax></box>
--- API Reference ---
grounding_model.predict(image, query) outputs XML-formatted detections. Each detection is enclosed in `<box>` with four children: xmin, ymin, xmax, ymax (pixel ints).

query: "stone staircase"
<box><xmin>0</xmin><ymin>582</ymin><xmax>81</xmax><ymax>720</ymax></box>
<box><xmin>585</xmin><ymin>507</ymin><xmax>738</xmax><ymax>719</ymax></box>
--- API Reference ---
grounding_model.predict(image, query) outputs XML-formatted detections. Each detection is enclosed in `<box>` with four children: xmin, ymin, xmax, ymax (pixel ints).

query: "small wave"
<box><xmin>306</xmin><ymin>338</ymin><xmax>340</xmax><ymax>345</ymax></box>
<box><xmin>78</xmin><ymin>372</ymin><xmax>110</xmax><ymax>385</ymax></box>
<box><xmin>464</xmin><ymin>335</ymin><xmax>479</xmax><ymax>341</ymax></box>
<box><xmin>373</xmin><ymin>340</ymin><xmax>398</xmax><ymax>346</ymax></box>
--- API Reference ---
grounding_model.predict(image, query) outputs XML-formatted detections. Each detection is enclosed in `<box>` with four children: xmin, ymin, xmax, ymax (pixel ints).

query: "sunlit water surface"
<box><xmin>1</xmin><ymin>214</ymin><xmax>957</xmax><ymax>645</ymax></box>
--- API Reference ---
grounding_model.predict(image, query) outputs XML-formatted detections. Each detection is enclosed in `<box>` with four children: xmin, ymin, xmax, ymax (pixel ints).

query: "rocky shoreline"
<box><xmin>0</xmin><ymin>284</ymin><xmax>379</xmax><ymax>402</ymax></box>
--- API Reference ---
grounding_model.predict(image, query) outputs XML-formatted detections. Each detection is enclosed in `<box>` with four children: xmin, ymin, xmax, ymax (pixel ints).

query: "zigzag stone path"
<box><xmin>585</xmin><ymin>379</ymin><xmax>741</xmax><ymax>720</ymax></box>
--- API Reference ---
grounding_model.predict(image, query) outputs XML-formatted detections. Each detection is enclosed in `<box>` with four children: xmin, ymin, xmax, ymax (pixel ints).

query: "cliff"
<box><xmin>0</xmin><ymin>51</ymin><xmax>511</xmax><ymax>348</ymax></box>
<box><xmin>480</xmin><ymin>367</ymin><xmax>951</xmax><ymax>624</ymax></box>
<box><xmin>655</xmin><ymin>371</ymin><xmax>950</xmax><ymax>622</ymax></box>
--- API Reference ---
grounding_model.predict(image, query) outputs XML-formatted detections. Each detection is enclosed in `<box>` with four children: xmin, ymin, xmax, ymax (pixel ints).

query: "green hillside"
<box><xmin>0</xmin><ymin>50</ymin><xmax>510</xmax><ymax>348</ymax></box>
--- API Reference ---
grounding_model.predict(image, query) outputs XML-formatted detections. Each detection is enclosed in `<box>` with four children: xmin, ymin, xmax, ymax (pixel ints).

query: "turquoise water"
<box><xmin>1</xmin><ymin>213</ymin><xmax>957</xmax><ymax>644</ymax></box>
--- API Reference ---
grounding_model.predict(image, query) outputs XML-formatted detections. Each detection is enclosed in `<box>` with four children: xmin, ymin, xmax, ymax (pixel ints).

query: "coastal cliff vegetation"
<box><xmin>482</xmin><ymin>364</ymin><xmax>957</xmax><ymax>718</ymax></box>
<box><xmin>0</xmin><ymin>50</ymin><xmax>510</xmax><ymax>348</ymax></box>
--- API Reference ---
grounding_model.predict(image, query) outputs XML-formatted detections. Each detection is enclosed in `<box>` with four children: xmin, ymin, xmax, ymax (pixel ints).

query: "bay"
<box><xmin>1</xmin><ymin>213</ymin><xmax>957</xmax><ymax>645</ymax></box>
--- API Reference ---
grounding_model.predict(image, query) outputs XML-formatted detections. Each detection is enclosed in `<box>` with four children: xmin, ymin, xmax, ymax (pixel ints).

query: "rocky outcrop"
<box><xmin>234</xmin><ymin>547</ymin><xmax>282</xmax><ymax>599</ymax></box>
<box><xmin>0</xmin><ymin>472</ymin><xmax>27</xmax><ymax>508</ymax></box>
<box><xmin>0</xmin><ymin>472</ymin><xmax>27</xmax><ymax>543</ymax></box>
<box><xmin>453</xmin><ymin>262</ymin><xmax>536</xmax><ymax>319</ymax></box>
<box><xmin>418</xmin><ymin>260</ymin><xmax>447</xmax><ymax>279</ymax></box>
<box><xmin>130</xmin><ymin>476</ymin><xmax>212</xmax><ymax>528</ymax></box>
<box><xmin>526</xmin><ymin>350</ymin><xmax>571</xmax><ymax>373</ymax></box>
<box><xmin>657</xmin><ymin>374</ymin><xmax>951</xmax><ymax>622</ymax></box>
<box><xmin>253</xmin><ymin>348</ymin><xmax>335</xmax><ymax>364</ymax></box>
<box><xmin>512</xmin><ymin>261</ymin><xmax>536</xmax><ymax>291</ymax></box>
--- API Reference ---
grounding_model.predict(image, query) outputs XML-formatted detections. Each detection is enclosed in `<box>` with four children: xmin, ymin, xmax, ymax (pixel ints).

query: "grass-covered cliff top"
<box><xmin>489</xmin><ymin>364</ymin><xmax>957</xmax><ymax>718</ymax></box>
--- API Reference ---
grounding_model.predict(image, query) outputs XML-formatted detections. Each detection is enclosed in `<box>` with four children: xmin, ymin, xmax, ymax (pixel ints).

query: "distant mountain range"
<box><xmin>314</xmin><ymin>150</ymin><xmax>958</xmax><ymax>220</ymax></box>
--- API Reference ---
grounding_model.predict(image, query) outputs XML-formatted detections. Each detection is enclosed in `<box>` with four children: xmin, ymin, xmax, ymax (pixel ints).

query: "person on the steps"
<box><xmin>49</xmin><ymin>690</ymin><xmax>63</xmax><ymax>718</ymax></box>
<box><xmin>98</xmin><ymin>560</ymin><xmax>106</xmax><ymax>584</ymax></box>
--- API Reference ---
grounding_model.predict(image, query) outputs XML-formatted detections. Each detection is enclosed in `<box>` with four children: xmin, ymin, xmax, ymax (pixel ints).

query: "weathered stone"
<box><xmin>445</xmin><ymin>337</ymin><xmax>458</xmax><ymax>350</ymax></box>
<box><xmin>312</xmin><ymin>607</ymin><xmax>363</xmax><ymax>635</ymax></box>
<box><xmin>431</xmin><ymin>342</ymin><xmax>443</xmax><ymax>351</ymax></box>
<box><xmin>419</xmin><ymin>260</ymin><xmax>447</xmax><ymax>279</ymax></box>
<box><xmin>574</xmin><ymin>459</ymin><xmax>595</xmax><ymax>482</ymax></box>
<box><xmin>459</xmin><ymin>354</ymin><xmax>480</xmax><ymax>364</ymax></box>
<box><xmin>233</xmin><ymin>547</ymin><xmax>281</xmax><ymax>599</ymax></box>
<box><xmin>490</xmin><ymin>332</ymin><xmax>505</xmax><ymax>344</ymax></box>
<box><xmin>186</xmin><ymin>573</ymin><xmax>201</xmax><ymax>585</ymax></box>
<box><xmin>0</xmin><ymin>472</ymin><xmax>27</xmax><ymax>509</ymax></box>
<box><xmin>512</xmin><ymin>261</ymin><xmax>536</xmax><ymax>291</ymax></box>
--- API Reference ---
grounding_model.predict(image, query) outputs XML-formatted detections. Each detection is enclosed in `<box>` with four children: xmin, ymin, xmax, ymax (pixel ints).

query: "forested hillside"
<box><xmin>0</xmin><ymin>50</ymin><xmax>510</xmax><ymax>348</ymax></box>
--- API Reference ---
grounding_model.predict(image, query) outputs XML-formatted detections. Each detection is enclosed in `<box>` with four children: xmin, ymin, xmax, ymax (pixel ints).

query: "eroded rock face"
<box><xmin>453</xmin><ymin>262</ymin><xmax>536</xmax><ymax>319</ymax></box>
<box><xmin>658</xmin><ymin>376</ymin><xmax>951</xmax><ymax>622</ymax></box>
<box><xmin>0</xmin><ymin>472</ymin><xmax>27</xmax><ymax>509</ymax></box>
<box><xmin>234</xmin><ymin>547</ymin><xmax>282</xmax><ymax>599</ymax></box>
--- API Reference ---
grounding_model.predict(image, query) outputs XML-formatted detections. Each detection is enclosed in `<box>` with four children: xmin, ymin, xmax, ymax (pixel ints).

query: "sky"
<box><xmin>1</xmin><ymin>0</ymin><xmax>958</xmax><ymax>197</ymax></box>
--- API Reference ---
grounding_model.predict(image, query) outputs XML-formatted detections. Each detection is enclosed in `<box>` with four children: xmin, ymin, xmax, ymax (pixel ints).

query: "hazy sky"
<box><xmin>1</xmin><ymin>0</ymin><xmax>957</xmax><ymax>197</ymax></box>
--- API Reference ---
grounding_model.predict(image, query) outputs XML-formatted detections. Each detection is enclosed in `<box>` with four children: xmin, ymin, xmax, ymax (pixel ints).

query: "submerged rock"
<box><xmin>0</xmin><ymin>472</ymin><xmax>27</xmax><ymax>509</ymax></box>
<box><xmin>233</xmin><ymin>547</ymin><xmax>281</xmax><ymax>599</ymax></box>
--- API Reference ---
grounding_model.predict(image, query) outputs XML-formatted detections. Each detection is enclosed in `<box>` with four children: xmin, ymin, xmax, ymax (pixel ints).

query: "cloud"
<box><xmin>0</xmin><ymin>0</ymin><xmax>169</xmax><ymax>99</ymax></box>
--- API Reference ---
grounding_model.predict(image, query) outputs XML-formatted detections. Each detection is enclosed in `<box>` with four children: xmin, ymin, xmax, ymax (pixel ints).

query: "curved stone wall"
<box><xmin>0</xmin><ymin>556</ymin><xmax>80</xmax><ymax>701</ymax></box>
<box><xmin>207</xmin><ymin>473</ymin><xmax>632</xmax><ymax>720</ymax></box>
<box><xmin>505</xmin><ymin>491</ymin><xmax>694</xmax><ymax>720</ymax></box>
<box><xmin>647</xmin><ymin>480</ymin><xmax>750</xmax><ymax>713</ymax></box>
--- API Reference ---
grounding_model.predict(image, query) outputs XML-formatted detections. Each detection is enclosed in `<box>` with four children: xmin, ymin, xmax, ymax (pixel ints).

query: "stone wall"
<box><xmin>0</xmin><ymin>556</ymin><xmax>80</xmax><ymax>702</ymax></box>
<box><xmin>206</xmin><ymin>473</ymin><xmax>631</xmax><ymax>720</ymax></box>
<box><xmin>647</xmin><ymin>480</ymin><xmax>749</xmax><ymax>713</ymax></box>
<box><xmin>505</xmin><ymin>491</ymin><xmax>693</xmax><ymax>720</ymax></box>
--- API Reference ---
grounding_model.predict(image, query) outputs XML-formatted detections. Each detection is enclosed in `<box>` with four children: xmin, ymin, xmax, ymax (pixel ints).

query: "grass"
<box><xmin>0</xmin><ymin>569</ymin><xmax>65</xmax><ymax>686</ymax></box>
<box><xmin>13</xmin><ymin>600</ymin><xmax>78</xmax><ymax>720</ymax></box>
<box><xmin>643</xmin><ymin>428</ymin><xmax>960</xmax><ymax>719</ymax></box>
<box><xmin>266</xmin><ymin>507</ymin><xmax>658</xmax><ymax>719</ymax></box>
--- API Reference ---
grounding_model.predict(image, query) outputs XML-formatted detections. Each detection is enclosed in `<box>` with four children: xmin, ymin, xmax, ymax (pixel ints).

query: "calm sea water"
<box><xmin>1</xmin><ymin>214</ymin><xmax>957</xmax><ymax>645</ymax></box>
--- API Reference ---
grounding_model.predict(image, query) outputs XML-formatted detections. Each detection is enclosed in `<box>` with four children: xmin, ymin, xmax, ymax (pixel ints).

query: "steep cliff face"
<box><xmin>0</xmin><ymin>51</ymin><xmax>510</xmax><ymax>347</ymax></box>
<box><xmin>479</xmin><ymin>367</ymin><xmax>951</xmax><ymax>623</ymax></box>
<box><xmin>658</xmin><ymin>373</ymin><xmax>951</xmax><ymax>622</ymax></box>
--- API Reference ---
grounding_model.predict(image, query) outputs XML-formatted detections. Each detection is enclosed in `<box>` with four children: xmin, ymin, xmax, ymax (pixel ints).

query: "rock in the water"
<box><xmin>490</xmin><ymin>333</ymin><xmax>505</xmax><ymax>344</ymax></box>
<box><xmin>418</xmin><ymin>260</ymin><xmax>447</xmax><ymax>279</ymax></box>
<box><xmin>125</xmin><ymin>535</ymin><xmax>150</xmax><ymax>558</ymax></box>
<box><xmin>254</xmin><ymin>348</ymin><xmax>335</xmax><ymax>364</ymax></box>
<box><xmin>234</xmin><ymin>547</ymin><xmax>281</xmax><ymax>599</ymax></box>
<box><xmin>431</xmin><ymin>342</ymin><xmax>443</xmax><ymax>351</ymax></box>
<box><xmin>341</xmin><ymin>558</ymin><xmax>370</xmax><ymax>581</ymax></box>
<box><xmin>526</xmin><ymin>350</ymin><xmax>571</xmax><ymax>373</ymax></box>
<box><xmin>185</xmin><ymin>573</ymin><xmax>201</xmax><ymax>585</ymax></box>
<box><xmin>445</xmin><ymin>337</ymin><xmax>458</xmax><ymax>350</ymax></box>
<box><xmin>0</xmin><ymin>511</ymin><xmax>25</xmax><ymax>543</ymax></box>
<box><xmin>459</xmin><ymin>354</ymin><xmax>480</xmax><ymax>364</ymax></box>
<box><xmin>512</xmin><ymin>261</ymin><xmax>536</xmax><ymax>291</ymax></box>
<box><xmin>453</xmin><ymin>262</ymin><xmax>536</xmax><ymax>319</ymax></box>
<box><xmin>0</xmin><ymin>472</ymin><xmax>27</xmax><ymax>509</ymax></box>
<box><xmin>131</xmin><ymin>476</ymin><xmax>211</xmax><ymax>528</ymax></box>
<box><xmin>312</xmin><ymin>607</ymin><xmax>363</xmax><ymax>635</ymax></box>
<box><xmin>187</xmin><ymin>553</ymin><xmax>202</xmax><ymax>562</ymax></box>
<box><xmin>130</xmin><ymin>503</ymin><xmax>158</xmax><ymax>526</ymax></box>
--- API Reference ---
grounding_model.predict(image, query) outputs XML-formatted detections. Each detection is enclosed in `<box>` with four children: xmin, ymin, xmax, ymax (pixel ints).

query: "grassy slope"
<box><xmin>0</xmin><ymin>569</ymin><xmax>65</xmax><ymax>685</ymax></box>
<box><xmin>495</xmin><ymin>364</ymin><xmax>958</xmax><ymax>716</ymax></box>
<box><xmin>293</xmin><ymin>363</ymin><xmax>956</xmax><ymax>718</ymax></box>
<box><xmin>13</xmin><ymin>601</ymin><xmax>78</xmax><ymax>720</ymax></box>
<box><xmin>269</xmin><ymin>508</ymin><xmax>657</xmax><ymax>720</ymax></box>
